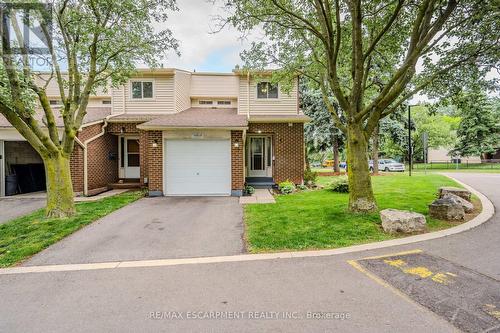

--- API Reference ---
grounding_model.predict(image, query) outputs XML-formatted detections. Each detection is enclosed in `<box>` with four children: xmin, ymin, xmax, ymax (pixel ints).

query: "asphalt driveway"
<box><xmin>0</xmin><ymin>198</ymin><xmax>45</xmax><ymax>224</ymax></box>
<box><xmin>23</xmin><ymin>196</ymin><xmax>244</xmax><ymax>266</ymax></box>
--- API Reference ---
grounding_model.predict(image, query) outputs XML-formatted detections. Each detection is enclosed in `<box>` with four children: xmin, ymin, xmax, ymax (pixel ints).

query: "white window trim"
<box><xmin>256</xmin><ymin>81</ymin><xmax>279</xmax><ymax>99</ymax></box>
<box><xmin>129</xmin><ymin>79</ymin><xmax>155</xmax><ymax>100</ymax></box>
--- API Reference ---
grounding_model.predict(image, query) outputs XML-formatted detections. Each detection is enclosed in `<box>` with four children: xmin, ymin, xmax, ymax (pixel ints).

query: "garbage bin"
<box><xmin>6</xmin><ymin>174</ymin><xmax>18</xmax><ymax>196</ymax></box>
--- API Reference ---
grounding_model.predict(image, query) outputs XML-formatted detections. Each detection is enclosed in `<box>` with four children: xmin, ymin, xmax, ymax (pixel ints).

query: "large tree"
<box><xmin>220</xmin><ymin>0</ymin><xmax>499</xmax><ymax>212</ymax></box>
<box><xmin>0</xmin><ymin>0</ymin><xmax>178</xmax><ymax>217</ymax></box>
<box><xmin>451</xmin><ymin>91</ymin><xmax>500</xmax><ymax>158</ymax></box>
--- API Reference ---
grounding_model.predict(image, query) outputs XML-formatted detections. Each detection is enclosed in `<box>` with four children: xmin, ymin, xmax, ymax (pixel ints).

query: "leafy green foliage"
<box><xmin>327</xmin><ymin>176</ymin><xmax>349</xmax><ymax>193</ymax></box>
<box><xmin>278</xmin><ymin>180</ymin><xmax>296</xmax><ymax>195</ymax></box>
<box><xmin>303</xmin><ymin>169</ymin><xmax>318</xmax><ymax>185</ymax></box>
<box><xmin>451</xmin><ymin>91</ymin><xmax>500</xmax><ymax>157</ymax></box>
<box><xmin>245</xmin><ymin>185</ymin><xmax>256</xmax><ymax>195</ymax></box>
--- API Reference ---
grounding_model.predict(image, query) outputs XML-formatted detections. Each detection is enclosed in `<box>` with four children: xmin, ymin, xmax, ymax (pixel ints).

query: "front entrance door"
<box><xmin>248</xmin><ymin>136</ymin><xmax>272</xmax><ymax>177</ymax></box>
<box><xmin>124</xmin><ymin>137</ymin><xmax>140</xmax><ymax>178</ymax></box>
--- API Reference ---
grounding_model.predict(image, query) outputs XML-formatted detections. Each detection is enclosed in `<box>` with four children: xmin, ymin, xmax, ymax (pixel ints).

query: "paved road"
<box><xmin>0</xmin><ymin>173</ymin><xmax>498</xmax><ymax>332</ymax></box>
<box><xmin>23</xmin><ymin>196</ymin><xmax>245</xmax><ymax>266</ymax></box>
<box><xmin>0</xmin><ymin>198</ymin><xmax>45</xmax><ymax>224</ymax></box>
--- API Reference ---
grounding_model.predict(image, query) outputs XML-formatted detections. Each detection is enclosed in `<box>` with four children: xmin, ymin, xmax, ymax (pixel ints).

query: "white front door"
<box><xmin>124</xmin><ymin>137</ymin><xmax>140</xmax><ymax>179</ymax></box>
<box><xmin>248</xmin><ymin>136</ymin><xmax>272</xmax><ymax>177</ymax></box>
<box><xmin>164</xmin><ymin>139</ymin><xmax>231</xmax><ymax>196</ymax></box>
<box><xmin>0</xmin><ymin>140</ymin><xmax>4</xmax><ymax>197</ymax></box>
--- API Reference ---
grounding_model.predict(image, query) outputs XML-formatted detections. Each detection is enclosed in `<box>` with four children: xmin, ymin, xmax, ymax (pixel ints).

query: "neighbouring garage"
<box><xmin>1</xmin><ymin>141</ymin><xmax>46</xmax><ymax>196</ymax></box>
<box><xmin>164</xmin><ymin>139</ymin><xmax>231</xmax><ymax>196</ymax></box>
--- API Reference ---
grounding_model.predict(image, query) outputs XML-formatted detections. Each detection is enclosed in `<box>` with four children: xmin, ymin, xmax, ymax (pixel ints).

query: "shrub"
<box><xmin>245</xmin><ymin>185</ymin><xmax>255</xmax><ymax>195</ymax></box>
<box><xmin>278</xmin><ymin>180</ymin><xmax>296</xmax><ymax>194</ymax></box>
<box><xmin>304</xmin><ymin>169</ymin><xmax>318</xmax><ymax>185</ymax></box>
<box><xmin>328</xmin><ymin>176</ymin><xmax>349</xmax><ymax>193</ymax></box>
<box><xmin>297</xmin><ymin>184</ymin><xmax>308</xmax><ymax>191</ymax></box>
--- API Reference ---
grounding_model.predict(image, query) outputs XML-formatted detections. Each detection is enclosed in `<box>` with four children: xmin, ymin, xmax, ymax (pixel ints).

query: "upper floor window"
<box><xmin>102</xmin><ymin>100</ymin><xmax>111</xmax><ymax>105</ymax></box>
<box><xmin>199</xmin><ymin>100</ymin><xmax>213</xmax><ymax>105</ymax></box>
<box><xmin>131</xmin><ymin>81</ymin><xmax>153</xmax><ymax>99</ymax></box>
<box><xmin>257</xmin><ymin>82</ymin><xmax>278</xmax><ymax>99</ymax></box>
<box><xmin>217</xmin><ymin>100</ymin><xmax>231</xmax><ymax>105</ymax></box>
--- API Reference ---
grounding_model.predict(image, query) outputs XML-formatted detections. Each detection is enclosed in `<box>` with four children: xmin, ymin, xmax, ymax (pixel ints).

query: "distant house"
<box><xmin>427</xmin><ymin>147</ymin><xmax>481</xmax><ymax>163</ymax></box>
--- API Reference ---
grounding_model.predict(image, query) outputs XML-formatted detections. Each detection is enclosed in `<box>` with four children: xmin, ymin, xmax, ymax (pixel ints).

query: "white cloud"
<box><xmin>154</xmin><ymin>0</ymin><xmax>253</xmax><ymax>72</ymax></box>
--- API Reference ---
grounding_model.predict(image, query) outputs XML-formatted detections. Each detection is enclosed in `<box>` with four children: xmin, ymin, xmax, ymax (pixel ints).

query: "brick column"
<box><xmin>231</xmin><ymin>130</ymin><xmax>244</xmax><ymax>195</ymax></box>
<box><xmin>147</xmin><ymin>131</ymin><xmax>163</xmax><ymax>196</ymax></box>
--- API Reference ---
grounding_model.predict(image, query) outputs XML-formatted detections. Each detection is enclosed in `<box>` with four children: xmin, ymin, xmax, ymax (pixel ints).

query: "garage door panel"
<box><xmin>165</xmin><ymin>139</ymin><xmax>231</xmax><ymax>196</ymax></box>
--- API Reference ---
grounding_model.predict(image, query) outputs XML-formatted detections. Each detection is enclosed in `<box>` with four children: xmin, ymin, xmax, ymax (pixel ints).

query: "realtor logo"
<box><xmin>0</xmin><ymin>2</ymin><xmax>52</xmax><ymax>55</ymax></box>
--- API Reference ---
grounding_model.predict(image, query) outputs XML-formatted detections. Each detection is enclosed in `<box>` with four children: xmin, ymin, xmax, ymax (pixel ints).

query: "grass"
<box><xmin>0</xmin><ymin>191</ymin><xmax>144</xmax><ymax>267</ymax></box>
<box><xmin>245</xmin><ymin>174</ymin><xmax>472</xmax><ymax>252</ymax></box>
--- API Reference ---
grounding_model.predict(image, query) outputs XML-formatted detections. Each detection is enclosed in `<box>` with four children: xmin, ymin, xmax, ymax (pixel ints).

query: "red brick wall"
<box><xmin>231</xmin><ymin>131</ymin><xmax>244</xmax><ymax>190</ymax></box>
<box><xmin>248</xmin><ymin>123</ymin><xmax>305</xmax><ymax>184</ymax></box>
<box><xmin>86</xmin><ymin>132</ymin><xmax>118</xmax><ymax>191</ymax></box>
<box><xmin>70</xmin><ymin>122</ymin><xmax>118</xmax><ymax>195</ymax></box>
<box><xmin>146</xmin><ymin>131</ymin><xmax>163</xmax><ymax>193</ymax></box>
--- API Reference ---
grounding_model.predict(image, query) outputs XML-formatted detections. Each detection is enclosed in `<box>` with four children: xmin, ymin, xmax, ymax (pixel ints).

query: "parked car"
<box><xmin>369</xmin><ymin>159</ymin><xmax>405</xmax><ymax>172</ymax></box>
<box><xmin>310</xmin><ymin>162</ymin><xmax>322</xmax><ymax>168</ymax></box>
<box><xmin>339</xmin><ymin>161</ymin><xmax>347</xmax><ymax>170</ymax></box>
<box><xmin>322</xmin><ymin>159</ymin><xmax>334</xmax><ymax>168</ymax></box>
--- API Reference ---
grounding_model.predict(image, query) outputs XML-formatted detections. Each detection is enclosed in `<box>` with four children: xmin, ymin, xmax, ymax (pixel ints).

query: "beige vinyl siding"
<box><xmin>174</xmin><ymin>70</ymin><xmax>192</xmax><ymax>113</ymax></box>
<box><xmin>238</xmin><ymin>77</ymin><xmax>298</xmax><ymax>115</ymax></box>
<box><xmin>112</xmin><ymin>75</ymin><xmax>175</xmax><ymax>114</ymax></box>
<box><xmin>190</xmin><ymin>74</ymin><xmax>239</xmax><ymax>98</ymax></box>
<box><xmin>34</xmin><ymin>75</ymin><xmax>110</xmax><ymax>98</ymax></box>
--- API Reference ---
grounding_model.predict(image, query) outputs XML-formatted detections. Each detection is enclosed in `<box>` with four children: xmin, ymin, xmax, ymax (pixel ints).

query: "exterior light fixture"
<box><xmin>152</xmin><ymin>139</ymin><xmax>158</xmax><ymax>148</ymax></box>
<box><xmin>120</xmin><ymin>126</ymin><xmax>125</xmax><ymax>134</ymax></box>
<box><xmin>234</xmin><ymin>142</ymin><xmax>240</xmax><ymax>148</ymax></box>
<box><xmin>256</xmin><ymin>130</ymin><xmax>262</xmax><ymax>134</ymax></box>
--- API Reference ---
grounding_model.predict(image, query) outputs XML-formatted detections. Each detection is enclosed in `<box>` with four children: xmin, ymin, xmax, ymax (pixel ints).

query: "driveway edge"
<box><xmin>0</xmin><ymin>174</ymin><xmax>494</xmax><ymax>275</ymax></box>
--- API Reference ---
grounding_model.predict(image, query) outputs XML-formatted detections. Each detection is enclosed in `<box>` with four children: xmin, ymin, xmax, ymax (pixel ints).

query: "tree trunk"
<box><xmin>43</xmin><ymin>154</ymin><xmax>76</xmax><ymax>218</ymax></box>
<box><xmin>304</xmin><ymin>144</ymin><xmax>311</xmax><ymax>171</ymax></box>
<box><xmin>372</xmin><ymin>125</ymin><xmax>379</xmax><ymax>174</ymax></box>
<box><xmin>346</xmin><ymin>123</ymin><xmax>377</xmax><ymax>212</ymax></box>
<box><xmin>333</xmin><ymin>136</ymin><xmax>340</xmax><ymax>173</ymax></box>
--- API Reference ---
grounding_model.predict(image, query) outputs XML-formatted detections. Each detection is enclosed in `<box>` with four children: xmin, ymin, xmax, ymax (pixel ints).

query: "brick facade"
<box><xmin>146</xmin><ymin>131</ymin><xmax>163</xmax><ymax>194</ymax></box>
<box><xmin>231</xmin><ymin>130</ymin><xmax>244</xmax><ymax>191</ymax></box>
<box><xmin>247</xmin><ymin>123</ymin><xmax>305</xmax><ymax>184</ymax></box>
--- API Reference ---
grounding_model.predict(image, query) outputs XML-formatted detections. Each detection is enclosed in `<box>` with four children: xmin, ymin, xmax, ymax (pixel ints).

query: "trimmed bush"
<box><xmin>304</xmin><ymin>169</ymin><xmax>318</xmax><ymax>185</ymax></box>
<box><xmin>327</xmin><ymin>176</ymin><xmax>349</xmax><ymax>193</ymax></box>
<box><xmin>245</xmin><ymin>185</ymin><xmax>255</xmax><ymax>195</ymax></box>
<box><xmin>278</xmin><ymin>180</ymin><xmax>296</xmax><ymax>195</ymax></box>
<box><xmin>297</xmin><ymin>184</ymin><xmax>308</xmax><ymax>191</ymax></box>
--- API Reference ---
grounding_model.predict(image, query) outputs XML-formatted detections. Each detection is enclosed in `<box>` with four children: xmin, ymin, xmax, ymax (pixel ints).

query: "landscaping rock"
<box><xmin>442</xmin><ymin>193</ymin><xmax>474</xmax><ymax>213</ymax></box>
<box><xmin>380</xmin><ymin>209</ymin><xmax>427</xmax><ymax>234</ymax></box>
<box><xmin>429</xmin><ymin>198</ymin><xmax>465</xmax><ymax>220</ymax></box>
<box><xmin>439</xmin><ymin>187</ymin><xmax>471</xmax><ymax>202</ymax></box>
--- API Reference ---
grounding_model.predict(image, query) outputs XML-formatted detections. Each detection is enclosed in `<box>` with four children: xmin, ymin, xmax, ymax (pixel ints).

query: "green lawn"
<box><xmin>245</xmin><ymin>174</ymin><xmax>470</xmax><ymax>252</ymax></box>
<box><xmin>0</xmin><ymin>191</ymin><xmax>143</xmax><ymax>267</ymax></box>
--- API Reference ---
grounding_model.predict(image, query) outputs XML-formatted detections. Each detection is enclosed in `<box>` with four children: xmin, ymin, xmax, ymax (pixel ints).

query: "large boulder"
<box><xmin>380</xmin><ymin>209</ymin><xmax>427</xmax><ymax>234</ymax></box>
<box><xmin>442</xmin><ymin>193</ymin><xmax>474</xmax><ymax>213</ymax></box>
<box><xmin>429</xmin><ymin>197</ymin><xmax>465</xmax><ymax>220</ymax></box>
<box><xmin>438</xmin><ymin>187</ymin><xmax>471</xmax><ymax>202</ymax></box>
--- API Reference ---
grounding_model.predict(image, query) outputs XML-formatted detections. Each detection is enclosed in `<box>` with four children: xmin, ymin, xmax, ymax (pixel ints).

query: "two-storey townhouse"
<box><xmin>0</xmin><ymin>68</ymin><xmax>309</xmax><ymax>197</ymax></box>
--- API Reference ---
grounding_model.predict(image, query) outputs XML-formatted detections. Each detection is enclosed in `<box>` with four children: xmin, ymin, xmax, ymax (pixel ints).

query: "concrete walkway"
<box><xmin>0</xmin><ymin>173</ymin><xmax>498</xmax><ymax>332</ymax></box>
<box><xmin>239</xmin><ymin>189</ymin><xmax>276</xmax><ymax>204</ymax></box>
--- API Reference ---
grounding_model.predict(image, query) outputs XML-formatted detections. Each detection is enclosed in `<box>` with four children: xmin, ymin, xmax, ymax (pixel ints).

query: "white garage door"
<box><xmin>165</xmin><ymin>139</ymin><xmax>231</xmax><ymax>196</ymax></box>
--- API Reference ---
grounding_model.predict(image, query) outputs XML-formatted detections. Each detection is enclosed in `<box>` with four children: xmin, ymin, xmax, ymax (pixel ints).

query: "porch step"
<box><xmin>108</xmin><ymin>181</ymin><xmax>142</xmax><ymax>189</ymax></box>
<box><xmin>245</xmin><ymin>177</ymin><xmax>275</xmax><ymax>189</ymax></box>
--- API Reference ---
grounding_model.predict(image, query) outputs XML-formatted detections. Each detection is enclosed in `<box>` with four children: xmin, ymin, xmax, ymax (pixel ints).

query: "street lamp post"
<box><xmin>408</xmin><ymin>104</ymin><xmax>413</xmax><ymax>177</ymax></box>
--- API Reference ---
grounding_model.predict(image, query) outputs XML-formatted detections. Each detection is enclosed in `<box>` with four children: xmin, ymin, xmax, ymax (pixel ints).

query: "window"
<box><xmin>131</xmin><ymin>81</ymin><xmax>153</xmax><ymax>99</ymax></box>
<box><xmin>102</xmin><ymin>100</ymin><xmax>111</xmax><ymax>105</ymax></box>
<box><xmin>217</xmin><ymin>100</ymin><xmax>231</xmax><ymax>105</ymax></box>
<box><xmin>49</xmin><ymin>100</ymin><xmax>59</xmax><ymax>105</ymax></box>
<box><xmin>257</xmin><ymin>82</ymin><xmax>278</xmax><ymax>99</ymax></box>
<box><xmin>199</xmin><ymin>100</ymin><xmax>213</xmax><ymax>105</ymax></box>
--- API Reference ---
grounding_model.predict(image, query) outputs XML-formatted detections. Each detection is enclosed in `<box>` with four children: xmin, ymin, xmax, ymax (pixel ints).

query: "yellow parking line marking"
<box><xmin>357</xmin><ymin>249</ymin><xmax>423</xmax><ymax>260</ymax></box>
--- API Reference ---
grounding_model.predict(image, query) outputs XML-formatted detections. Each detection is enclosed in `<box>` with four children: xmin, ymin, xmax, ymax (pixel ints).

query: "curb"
<box><xmin>0</xmin><ymin>174</ymin><xmax>494</xmax><ymax>275</ymax></box>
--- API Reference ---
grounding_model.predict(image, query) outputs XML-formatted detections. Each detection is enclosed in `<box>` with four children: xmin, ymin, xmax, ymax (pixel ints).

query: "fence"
<box><xmin>412</xmin><ymin>159</ymin><xmax>500</xmax><ymax>170</ymax></box>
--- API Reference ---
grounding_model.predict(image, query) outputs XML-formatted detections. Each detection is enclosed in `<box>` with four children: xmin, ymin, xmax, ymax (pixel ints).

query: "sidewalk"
<box><xmin>239</xmin><ymin>189</ymin><xmax>276</xmax><ymax>204</ymax></box>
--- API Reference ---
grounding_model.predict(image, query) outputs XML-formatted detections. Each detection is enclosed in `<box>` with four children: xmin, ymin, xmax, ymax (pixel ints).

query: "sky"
<box><xmin>158</xmin><ymin>0</ymin><xmax>251</xmax><ymax>72</ymax></box>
